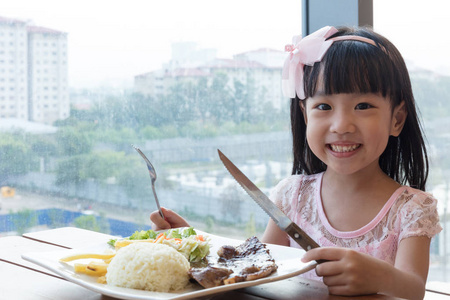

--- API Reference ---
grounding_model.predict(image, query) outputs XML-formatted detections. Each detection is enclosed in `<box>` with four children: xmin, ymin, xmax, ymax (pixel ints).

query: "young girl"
<box><xmin>150</xmin><ymin>26</ymin><xmax>442</xmax><ymax>299</ymax></box>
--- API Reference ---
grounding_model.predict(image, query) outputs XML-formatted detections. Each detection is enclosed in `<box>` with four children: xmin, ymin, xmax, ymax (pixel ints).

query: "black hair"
<box><xmin>290</xmin><ymin>26</ymin><xmax>428</xmax><ymax>191</ymax></box>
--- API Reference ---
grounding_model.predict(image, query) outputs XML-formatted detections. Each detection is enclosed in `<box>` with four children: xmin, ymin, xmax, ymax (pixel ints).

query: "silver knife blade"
<box><xmin>218</xmin><ymin>149</ymin><xmax>321</xmax><ymax>252</ymax></box>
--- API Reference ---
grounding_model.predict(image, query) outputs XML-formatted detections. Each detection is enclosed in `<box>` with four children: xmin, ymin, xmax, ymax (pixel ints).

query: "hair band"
<box><xmin>282</xmin><ymin>26</ymin><xmax>377</xmax><ymax>99</ymax></box>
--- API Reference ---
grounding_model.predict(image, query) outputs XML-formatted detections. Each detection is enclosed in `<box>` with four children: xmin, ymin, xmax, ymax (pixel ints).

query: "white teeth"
<box><xmin>330</xmin><ymin>144</ymin><xmax>360</xmax><ymax>153</ymax></box>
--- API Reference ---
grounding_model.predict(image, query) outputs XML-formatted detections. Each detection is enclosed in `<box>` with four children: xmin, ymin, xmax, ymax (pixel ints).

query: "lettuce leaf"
<box><xmin>182</xmin><ymin>227</ymin><xmax>197</xmax><ymax>238</ymax></box>
<box><xmin>128</xmin><ymin>229</ymin><xmax>158</xmax><ymax>240</ymax></box>
<box><xmin>108</xmin><ymin>227</ymin><xmax>209</xmax><ymax>262</ymax></box>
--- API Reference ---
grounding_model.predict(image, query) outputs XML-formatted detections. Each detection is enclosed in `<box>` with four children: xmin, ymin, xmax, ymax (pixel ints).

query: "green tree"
<box><xmin>74</xmin><ymin>215</ymin><xmax>101</xmax><ymax>232</ymax></box>
<box><xmin>127</xmin><ymin>93</ymin><xmax>164</xmax><ymax>129</ymax></box>
<box><xmin>159</xmin><ymin>82</ymin><xmax>197</xmax><ymax>129</ymax></box>
<box><xmin>159</xmin><ymin>124</ymin><xmax>179</xmax><ymax>138</ymax></box>
<box><xmin>56</xmin><ymin>127</ymin><xmax>93</xmax><ymax>156</ymax></box>
<box><xmin>140</xmin><ymin>125</ymin><xmax>163</xmax><ymax>140</ymax></box>
<box><xmin>11</xmin><ymin>209</ymin><xmax>38</xmax><ymax>235</ymax></box>
<box><xmin>233</xmin><ymin>79</ymin><xmax>247</xmax><ymax>124</ymax></box>
<box><xmin>55</xmin><ymin>155</ymin><xmax>84</xmax><ymax>185</ymax></box>
<box><xmin>180</xmin><ymin>120</ymin><xmax>218</xmax><ymax>138</ymax></box>
<box><xmin>101</xmin><ymin>96</ymin><xmax>130</xmax><ymax>129</ymax></box>
<box><xmin>116</xmin><ymin>156</ymin><xmax>151</xmax><ymax>200</ymax></box>
<box><xmin>209</xmin><ymin>72</ymin><xmax>232</xmax><ymax>124</ymax></box>
<box><xmin>0</xmin><ymin>133</ymin><xmax>32</xmax><ymax>183</ymax></box>
<box><xmin>29</xmin><ymin>135</ymin><xmax>58</xmax><ymax>158</ymax></box>
<box><xmin>56</xmin><ymin>151</ymin><xmax>131</xmax><ymax>185</ymax></box>
<box><xmin>195</xmin><ymin>77</ymin><xmax>210</xmax><ymax>123</ymax></box>
<box><xmin>98</xmin><ymin>127</ymin><xmax>138</xmax><ymax>150</ymax></box>
<box><xmin>98</xmin><ymin>212</ymin><xmax>111</xmax><ymax>234</ymax></box>
<box><xmin>82</xmin><ymin>151</ymin><xmax>127</xmax><ymax>182</ymax></box>
<box><xmin>47</xmin><ymin>208</ymin><xmax>66</xmax><ymax>229</ymax></box>
<box><xmin>220</xmin><ymin>184</ymin><xmax>244</xmax><ymax>223</ymax></box>
<box><xmin>68</xmin><ymin>106</ymin><xmax>99</xmax><ymax>124</ymax></box>
<box><xmin>412</xmin><ymin>75</ymin><xmax>450</xmax><ymax>121</ymax></box>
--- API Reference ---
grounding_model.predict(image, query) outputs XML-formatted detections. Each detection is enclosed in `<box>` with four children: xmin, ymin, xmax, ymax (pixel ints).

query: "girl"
<box><xmin>150</xmin><ymin>26</ymin><xmax>442</xmax><ymax>299</ymax></box>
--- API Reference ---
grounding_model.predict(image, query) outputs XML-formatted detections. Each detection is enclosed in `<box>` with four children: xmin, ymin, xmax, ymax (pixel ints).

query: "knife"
<box><xmin>218</xmin><ymin>149</ymin><xmax>322</xmax><ymax>254</ymax></box>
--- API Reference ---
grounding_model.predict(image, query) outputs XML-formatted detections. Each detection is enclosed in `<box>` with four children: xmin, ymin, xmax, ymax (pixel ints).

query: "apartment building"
<box><xmin>27</xmin><ymin>25</ymin><xmax>69</xmax><ymax>124</ymax></box>
<box><xmin>0</xmin><ymin>16</ymin><xmax>28</xmax><ymax>120</ymax></box>
<box><xmin>134</xmin><ymin>44</ymin><xmax>286</xmax><ymax>111</ymax></box>
<box><xmin>0</xmin><ymin>16</ymin><xmax>69</xmax><ymax>125</ymax></box>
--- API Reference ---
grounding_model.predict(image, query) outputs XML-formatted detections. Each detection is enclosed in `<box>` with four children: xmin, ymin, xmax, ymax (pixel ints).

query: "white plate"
<box><xmin>22</xmin><ymin>232</ymin><xmax>316</xmax><ymax>300</ymax></box>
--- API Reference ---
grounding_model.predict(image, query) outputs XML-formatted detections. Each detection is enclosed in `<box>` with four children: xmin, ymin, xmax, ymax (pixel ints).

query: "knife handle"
<box><xmin>285</xmin><ymin>222</ymin><xmax>327</xmax><ymax>264</ymax></box>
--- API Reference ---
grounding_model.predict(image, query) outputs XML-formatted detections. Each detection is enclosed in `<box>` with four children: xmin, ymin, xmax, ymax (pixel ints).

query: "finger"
<box><xmin>150</xmin><ymin>208</ymin><xmax>171</xmax><ymax>230</ymax></box>
<box><xmin>327</xmin><ymin>284</ymin><xmax>356</xmax><ymax>296</ymax></box>
<box><xmin>321</xmin><ymin>272</ymin><xmax>347</xmax><ymax>286</ymax></box>
<box><xmin>150</xmin><ymin>217</ymin><xmax>171</xmax><ymax>230</ymax></box>
<box><xmin>150</xmin><ymin>207</ymin><xmax>190</xmax><ymax>230</ymax></box>
<box><xmin>163</xmin><ymin>208</ymin><xmax>190</xmax><ymax>227</ymax></box>
<box><xmin>302</xmin><ymin>247</ymin><xmax>346</xmax><ymax>262</ymax></box>
<box><xmin>150</xmin><ymin>207</ymin><xmax>174</xmax><ymax>223</ymax></box>
<box><xmin>315</xmin><ymin>260</ymin><xmax>342</xmax><ymax>277</ymax></box>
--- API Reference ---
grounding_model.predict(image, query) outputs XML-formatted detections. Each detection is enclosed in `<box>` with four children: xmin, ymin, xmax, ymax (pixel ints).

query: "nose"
<box><xmin>329</xmin><ymin>110</ymin><xmax>356</xmax><ymax>134</ymax></box>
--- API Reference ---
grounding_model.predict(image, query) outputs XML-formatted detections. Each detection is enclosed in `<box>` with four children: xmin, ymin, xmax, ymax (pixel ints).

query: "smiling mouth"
<box><xmin>328</xmin><ymin>144</ymin><xmax>361</xmax><ymax>153</ymax></box>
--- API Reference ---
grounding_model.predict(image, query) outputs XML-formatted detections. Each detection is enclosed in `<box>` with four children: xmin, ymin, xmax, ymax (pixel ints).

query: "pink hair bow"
<box><xmin>282</xmin><ymin>26</ymin><xmax>376</xmax><ymax>99</ymax></box>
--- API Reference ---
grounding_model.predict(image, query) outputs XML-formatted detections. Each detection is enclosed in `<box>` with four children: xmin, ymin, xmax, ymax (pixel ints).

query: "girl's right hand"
<box><xmin>150</xmin><ymin>207</ymin><xmax>190</xmax><ymax>231</ymax></box>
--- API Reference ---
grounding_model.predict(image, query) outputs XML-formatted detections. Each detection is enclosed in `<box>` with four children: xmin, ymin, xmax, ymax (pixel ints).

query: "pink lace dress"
<box><xmin>270</xmin><ymin>172</ymin><xmax>442</xmax><ymax>281</ymax></box>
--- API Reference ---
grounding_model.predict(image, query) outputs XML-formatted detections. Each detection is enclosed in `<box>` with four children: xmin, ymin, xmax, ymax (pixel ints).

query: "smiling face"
<box><xmin>301</xmin><ymin>92</ymin><xmax>406</xmax><ymax>176</ymax></box>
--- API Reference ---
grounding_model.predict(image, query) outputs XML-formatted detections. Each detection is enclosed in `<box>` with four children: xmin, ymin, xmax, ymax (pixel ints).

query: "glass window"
<box><xmin>374</xmin><ymin>0</ymin><xmax>450</xmax><ymax>283</ymax></box>
<box><xmin>0</xmin><ymin>1</ymin><xmax>300</xmax><ymax>239</ymax></box>
<box><xmin>2</xmin><ymin>1</ymin><xmax>448</xmax><ymax>285</ymax></box>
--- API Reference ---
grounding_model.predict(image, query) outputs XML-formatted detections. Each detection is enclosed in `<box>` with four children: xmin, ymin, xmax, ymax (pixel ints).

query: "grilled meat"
<box><xmin>188</xmin><ymin>266</ymin><xmax>233</xmax><ymax>288</ymax></box>
<box><xmin>189</xmin><ymin>236</ymin><xmax>277</xmax><ymax>288</ymax></box>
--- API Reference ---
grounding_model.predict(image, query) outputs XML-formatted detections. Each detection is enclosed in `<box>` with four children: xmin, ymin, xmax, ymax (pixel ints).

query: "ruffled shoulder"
<box><xmin>397</xmin><ymin>187</ymin><xmax>442</xmax><ymax>241</ymax></box>
<box><xmin>269</xmin><ymin>173</ymin><xmax>321</xmax><ymax>217</ymax></box>
<box><xmin>269</xmin><ymin>175</ymin><xmax>304</xmax><ymax>214</ymax></box>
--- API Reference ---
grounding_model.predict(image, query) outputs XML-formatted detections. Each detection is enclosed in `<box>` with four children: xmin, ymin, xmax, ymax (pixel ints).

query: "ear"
<box><xmin>390</xmin><ymin>101</ymin><xmax>407</xmax><ymax>137</ymax></box>
<box><xmin>299</xmin><ymin>100</ymin><xmax>308</xmax><ymax>124</ymax></box>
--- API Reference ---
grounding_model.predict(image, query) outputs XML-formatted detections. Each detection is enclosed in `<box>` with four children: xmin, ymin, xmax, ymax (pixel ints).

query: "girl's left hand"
<box><xmin>301</xmin><ymin>247</ymin><xmax>390</xmax><ymax>296</ymax></box>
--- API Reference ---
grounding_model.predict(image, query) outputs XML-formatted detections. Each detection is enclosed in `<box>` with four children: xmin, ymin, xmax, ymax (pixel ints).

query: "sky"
<box><xmin>1</xmin><ymin>0</ymin><xmax>449</xmax><ymax>89</ymax></box>
<box><xmin>373</xmin><ymin>0</ymin><xmax>450</xmax><ymax>76</ymax></box>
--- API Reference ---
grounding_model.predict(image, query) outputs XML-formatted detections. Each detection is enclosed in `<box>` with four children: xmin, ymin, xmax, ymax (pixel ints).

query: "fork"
<box><xmin>132</xmin><ymin>145</ymin><xmax>165</xmax><ymax>219</ymax></box>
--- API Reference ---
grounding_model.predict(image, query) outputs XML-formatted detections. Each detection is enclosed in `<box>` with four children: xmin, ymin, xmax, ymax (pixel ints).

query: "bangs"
<box><xmin>291</xmin><ymin>27</ymin><xmax>427</xmax><ymax>190</ymax></box>
<box><xmin>304</xmin><ymin>39</ymin><xmax>399</xmax><ymax>102</ymax></box>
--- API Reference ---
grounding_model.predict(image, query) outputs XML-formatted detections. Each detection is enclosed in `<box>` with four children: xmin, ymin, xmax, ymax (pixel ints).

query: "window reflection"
<box><xmin>374</xmin><ymin>0</ymin><xmax>450</xmax><ymax>283</ymax></box>
<box><xmin>1</xmin><ymin>0</ymin><xmax>449</xmax><ymax>283</ymax></box>
<box><xmin>0</xmin><ymin>1</ymin><xmax>299</xmax><ymax>241</ymax></box>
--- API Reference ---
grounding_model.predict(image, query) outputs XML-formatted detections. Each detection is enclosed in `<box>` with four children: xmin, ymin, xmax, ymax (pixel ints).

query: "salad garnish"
<box><xmin>108</xmin><ymin>227</ymin><xmax>209</xmax><ymax>262</ymax></box>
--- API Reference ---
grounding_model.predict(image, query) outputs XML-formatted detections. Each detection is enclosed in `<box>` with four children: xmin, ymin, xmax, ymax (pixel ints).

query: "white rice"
<box><xmin>106</xmin><ymin>242</ymin><xmax>190</xmax><ymax>292</ymax></box>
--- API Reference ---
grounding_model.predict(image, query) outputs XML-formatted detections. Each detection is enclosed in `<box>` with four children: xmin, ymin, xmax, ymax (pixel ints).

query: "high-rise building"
<box><xmin>0</xmin><ymin>16</ymin><xmax>69</xmax><ymax>125</ymax></box>
<box><xmin>27</xmin><ymin>26</ymin><xmax>69</xmax><ymax>124</ymax></box>
<box><xmin>0</xmin><ymin>16</ymin><xmax>28</xmax><ymax>120</ymax></box>
<box><xmin>134</xmin><ymin>43</ymin><xmax>286</xmax><ymax>111</ymax></box>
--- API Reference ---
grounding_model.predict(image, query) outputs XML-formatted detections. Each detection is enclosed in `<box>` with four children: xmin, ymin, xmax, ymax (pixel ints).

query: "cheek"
<box><xmin>369</xmin><ymin>125</ymin><xmax>391</xmax><ymax>153</ymax></box>
<box><xmin>305</xmin><ymin>123</ymin><xmax>324</xmax><ymax>152</ymax></box>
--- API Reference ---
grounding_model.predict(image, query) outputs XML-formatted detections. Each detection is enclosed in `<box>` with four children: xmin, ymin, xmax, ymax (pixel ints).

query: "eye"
<box><xmin>355</xmin><ymin>103</ymin><xmax>373</xmax><ymax>110</ymax></box>
<box><xmin>315</xmin><ymin>103</ymin><xmax>332</xmax><ymax>110</ymax></box>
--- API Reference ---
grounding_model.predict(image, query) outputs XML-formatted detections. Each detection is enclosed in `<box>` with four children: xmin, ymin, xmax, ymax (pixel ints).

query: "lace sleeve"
<box><xmin>398</xmin><ymin>189</ymin><xmax>442</xmax><ymax>242</ymax></box>
<box><xmin>269</xmin><ymin>175</ymin><xmax>303</xmax><ymax>217</ymax></box>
